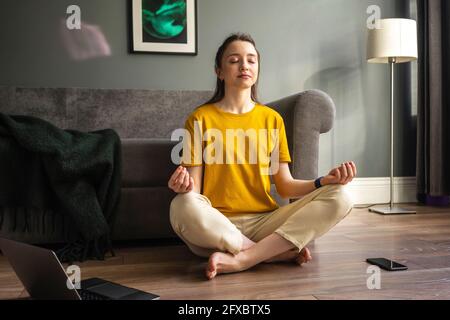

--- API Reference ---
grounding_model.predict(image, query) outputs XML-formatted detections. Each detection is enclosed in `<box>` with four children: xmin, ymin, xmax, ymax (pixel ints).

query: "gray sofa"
<box><xmin>0</xmin><ymin>87</ymin><xmax>335</xmax><ymax>244</ymax></box>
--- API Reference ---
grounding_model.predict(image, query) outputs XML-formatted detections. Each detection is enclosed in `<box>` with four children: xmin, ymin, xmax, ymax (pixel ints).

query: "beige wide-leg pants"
<box><xmin>169</xmin><ymin>184</ymin><xmax>353</xmax><ymax>257</ymax></box>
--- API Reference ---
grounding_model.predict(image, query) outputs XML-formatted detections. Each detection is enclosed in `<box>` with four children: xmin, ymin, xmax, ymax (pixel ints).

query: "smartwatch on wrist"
<box><xmin>314</xmin><ymin>176</ymin><xmax>324</xmax><ymax>189</ymax></box>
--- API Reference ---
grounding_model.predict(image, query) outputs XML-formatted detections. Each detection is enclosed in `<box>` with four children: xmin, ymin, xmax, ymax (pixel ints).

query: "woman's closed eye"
<box><xmin>229</xmin><ymin>59</ymin><xmax>256</xmax><ymax>64</ymax></box>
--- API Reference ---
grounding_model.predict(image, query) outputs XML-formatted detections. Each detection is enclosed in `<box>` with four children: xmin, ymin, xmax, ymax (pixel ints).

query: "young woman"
<box><xmin>168</xmin><ymin>33</ymin><xmax>356</xmax><ymax>280</ymax></box>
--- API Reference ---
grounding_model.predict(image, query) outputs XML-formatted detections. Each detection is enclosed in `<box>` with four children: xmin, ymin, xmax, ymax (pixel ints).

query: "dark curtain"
<box><xmin>416</xmin><ymin>0</ymin><xmax>450</xmax><ymax>198</ymax></box>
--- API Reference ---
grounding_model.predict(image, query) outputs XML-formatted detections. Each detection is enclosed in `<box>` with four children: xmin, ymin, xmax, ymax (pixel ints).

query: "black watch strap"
<box><xmin>314</xmin><ymin>176</ymin><xmax>324</xmax><ymax>189</ymax></box>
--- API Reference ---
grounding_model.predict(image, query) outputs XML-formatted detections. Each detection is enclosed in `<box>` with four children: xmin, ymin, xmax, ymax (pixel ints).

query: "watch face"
<box><xmin>315</xmin><ymin>177</ymin><xmax>323</xmax><ymax>188</ymax></box>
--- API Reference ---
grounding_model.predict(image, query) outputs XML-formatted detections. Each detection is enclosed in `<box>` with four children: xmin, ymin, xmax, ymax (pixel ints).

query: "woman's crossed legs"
<box><xmin>169</xmin><ymin>184</ymin><xmax>353</xmax><ymax>279</ymax></box>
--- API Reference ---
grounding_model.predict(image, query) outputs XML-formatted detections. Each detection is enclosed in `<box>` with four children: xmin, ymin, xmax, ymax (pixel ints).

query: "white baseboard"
<box><xmin>345</xmin><ymin>177</ymin><xmax>417</xmax><ymax>205</ymax></box>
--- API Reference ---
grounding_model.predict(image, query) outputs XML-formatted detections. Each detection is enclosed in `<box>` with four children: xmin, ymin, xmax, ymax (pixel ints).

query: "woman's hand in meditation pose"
<box><xmin>322</xmin><ymin>161</ymin><xmax>357</xmax><ymax>186</ymax></box>
<box><xmin>168</xmin><ymin>166</ymin><xmax>195</xmax><ymax>193</ymax></box>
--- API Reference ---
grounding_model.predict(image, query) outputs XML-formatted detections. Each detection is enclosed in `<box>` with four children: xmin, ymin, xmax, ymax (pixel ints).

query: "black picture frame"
<box><xmin>130</xmin><ymin>0</ymin><xmax>198</xmax><ymax>55</ymax></box>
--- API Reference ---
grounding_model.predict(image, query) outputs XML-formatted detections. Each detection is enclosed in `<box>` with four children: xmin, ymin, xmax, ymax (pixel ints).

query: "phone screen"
<box><xmin>366</xmin><ymin>258</ymin><xmax>408</xmax><ymax>271</ymax></box>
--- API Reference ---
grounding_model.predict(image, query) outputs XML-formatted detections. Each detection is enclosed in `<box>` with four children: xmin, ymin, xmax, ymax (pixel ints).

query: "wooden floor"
<box><xmin>1</xmin><ymin>203</ymin><xmax>450</xmax><ymax>300</ymax></box>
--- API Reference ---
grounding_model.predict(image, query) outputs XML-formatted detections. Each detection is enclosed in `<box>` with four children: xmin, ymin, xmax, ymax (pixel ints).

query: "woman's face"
<box><xmin>217</xmin><ymin>40</ymin><xmax>259</xmax><ymax>90</ymax></box>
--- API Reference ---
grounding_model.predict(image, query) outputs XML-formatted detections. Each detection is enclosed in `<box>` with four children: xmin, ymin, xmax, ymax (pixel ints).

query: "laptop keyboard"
<box><xmin>77</xmin><ymin>289</ymin><xmax>110</xmax><ymax>300</ymax></box>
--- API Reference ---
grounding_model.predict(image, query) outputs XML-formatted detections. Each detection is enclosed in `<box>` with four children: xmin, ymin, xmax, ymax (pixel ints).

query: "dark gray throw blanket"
<box><xmin>0</xmin><ymin>113</ymin><xmax>122</xmax><ymax>263</ymax></box>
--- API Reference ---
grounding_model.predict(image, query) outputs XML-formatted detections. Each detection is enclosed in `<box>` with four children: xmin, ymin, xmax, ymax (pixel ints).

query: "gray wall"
<box><xmin>0</xmin><ymin>0</ymin><xmax>415</xmax><ymax>178</ymax></box>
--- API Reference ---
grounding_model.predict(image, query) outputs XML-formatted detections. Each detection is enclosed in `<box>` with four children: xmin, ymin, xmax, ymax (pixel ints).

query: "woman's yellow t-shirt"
<box><xmin>181</xmin><ymin>103</ymin><xmax>291</xmax><ymax>216</ymax></box>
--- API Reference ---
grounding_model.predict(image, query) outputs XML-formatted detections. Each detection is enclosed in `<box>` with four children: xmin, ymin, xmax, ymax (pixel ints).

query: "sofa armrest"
<box><xmin>267</xmin><ymin>90</ymin><xmax>336</xmax><ymax>180</ymax></box>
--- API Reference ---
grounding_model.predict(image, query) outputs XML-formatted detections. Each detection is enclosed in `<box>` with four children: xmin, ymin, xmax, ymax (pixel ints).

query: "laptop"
<box><xmin>0</xmin><ymin>237</ymin><xmax>160</xmax><ymax>300</ymax></box>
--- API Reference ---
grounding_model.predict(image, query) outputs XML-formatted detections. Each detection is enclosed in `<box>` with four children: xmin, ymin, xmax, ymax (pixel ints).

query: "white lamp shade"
<box><xmin>367</xmin><ymin>18</ymin><xmax>418</xmax><ymax>63</ymax></box>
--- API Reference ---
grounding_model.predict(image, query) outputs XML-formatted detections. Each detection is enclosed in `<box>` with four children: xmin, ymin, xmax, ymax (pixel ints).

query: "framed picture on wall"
<box><xmin>130</xmin><ymin>0</ymin><xmax>197</xmax><ymax>55</ymax></box>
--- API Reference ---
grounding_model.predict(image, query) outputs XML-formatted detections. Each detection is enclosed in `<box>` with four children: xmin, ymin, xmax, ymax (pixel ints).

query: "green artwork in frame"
<box><xmin>131</xmin><ymin>0</ymin><xmax>197</xmax><ymax>55</ymax></box>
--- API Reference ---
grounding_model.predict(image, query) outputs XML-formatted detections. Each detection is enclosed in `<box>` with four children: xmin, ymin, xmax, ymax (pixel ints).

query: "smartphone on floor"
<box><xmin>366</xmin><ymin>258</ymin><xmax>408</xmax><ymax>271</ymax></box>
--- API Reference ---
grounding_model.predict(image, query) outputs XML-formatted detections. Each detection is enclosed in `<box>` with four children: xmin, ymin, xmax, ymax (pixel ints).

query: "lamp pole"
<box><xmin>369</xmin><ymin>57</ymin><xmax>416</xmax><ymax>214</ymax></box>
<box><xmin>389</xmin><ymin>56</ymin><xmax>395</xmax><ymax>209</ymax></box>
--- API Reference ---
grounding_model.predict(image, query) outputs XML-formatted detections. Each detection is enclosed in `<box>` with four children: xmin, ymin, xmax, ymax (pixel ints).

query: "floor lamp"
<box><xmin>366</xmin><ymin>18</ymin><xmax>418</xmax><ymax>215</ymax></box>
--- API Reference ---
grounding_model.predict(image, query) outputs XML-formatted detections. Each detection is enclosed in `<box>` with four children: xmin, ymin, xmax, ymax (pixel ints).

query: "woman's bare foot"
<box><xmin>265</xmin><ymin>247</ymin><xmax>312</xmax><ymax>265</ymax></box>
<box><xmin>206</xmin><ymin>252</ymin><xmax>246</xmax><ymax>280</ymax></box>
<box><xmin>240</xmin><ymin>235</ymin><xmax>311</xmax><ymax>265</ymax></box>
<box><xmin>205</xmin><ymin>247</ymin><xmax>313</xmax><ymax>280</ymax></box>
<box><xmin>241</xmin><ymin>235</ymin><xmax>256</xmax><ymax>251</ymax></box>
<box><xmin>295</xmin><ymin>247</ymin><xmax>312</xmax><ymax>265</ymax></box>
